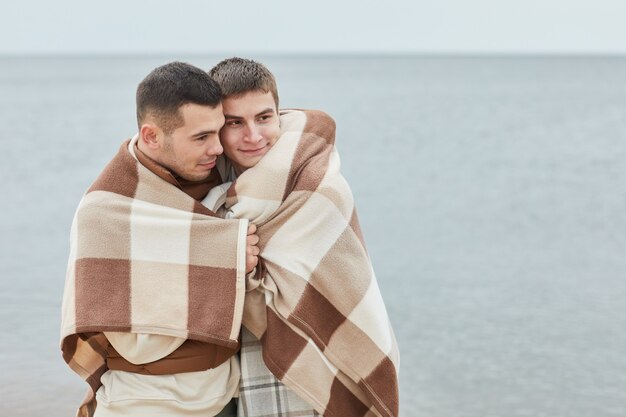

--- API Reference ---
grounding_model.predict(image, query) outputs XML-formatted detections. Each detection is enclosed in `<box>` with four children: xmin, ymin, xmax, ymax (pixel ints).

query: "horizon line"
<box><xmin>1</xmin><ymin>51</ymin><xmax>626</xmax><ymax>59</ymax></box>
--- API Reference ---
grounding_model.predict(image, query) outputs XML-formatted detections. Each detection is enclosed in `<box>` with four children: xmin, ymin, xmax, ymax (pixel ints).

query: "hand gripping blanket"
<box><xmin>205</xmin><ymin>109</ymin><xmax>400</xmax><ymax>417</ymax></box>
<box><xmin>60</xmin><ymin>138</ymin><xmax>249</xmax><ymax>417</ymax></box>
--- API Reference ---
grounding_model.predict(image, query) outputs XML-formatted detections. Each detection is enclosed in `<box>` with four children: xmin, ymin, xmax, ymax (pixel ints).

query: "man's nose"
<box><xmin>244</xmin><ymin>124</ymin><xmax>262</xmax><ymax>143</ymax></box>
<box><xmin>207</xmin><ymin>136</ymin><xmax>223</xmax><ymax>155</ymax></box>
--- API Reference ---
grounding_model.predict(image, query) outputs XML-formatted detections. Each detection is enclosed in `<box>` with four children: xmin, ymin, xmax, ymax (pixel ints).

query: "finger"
<box><xmin>247</xmin><ymin>255</ymin><xmax>258</xmax><ymax>267</ymax></box>
<box><xmin>246</xmin><ymin>257</ymin><xmax>258</xmax><ymax>273</ymax></box>
<box><xmin>247</xmin><ymin>223</ymin><xmax>257</xmax><ymax>234</ymax></box>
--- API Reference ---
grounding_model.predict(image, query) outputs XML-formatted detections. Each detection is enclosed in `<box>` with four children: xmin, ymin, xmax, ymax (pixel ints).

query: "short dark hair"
<box><xmin>209</xmin><ymin>57</ymin><xmax>279</xmax><ymax>109</ymax></box>
<box><xmin>136</xmin><ymin>61</ymin><xmax>222</xmax><ymax>134</ymax></box>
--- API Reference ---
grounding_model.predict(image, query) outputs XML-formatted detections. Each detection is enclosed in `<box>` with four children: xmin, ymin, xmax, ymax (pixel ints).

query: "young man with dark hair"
<box><xmin>61</xmin><ymin>61</ymin><xmax>259</xmax><ymax>417</ymax></box>
<box><xmin>206</xmin><ymin>58</ymin><xmax>400</xmax><ymax>417</ymax></box>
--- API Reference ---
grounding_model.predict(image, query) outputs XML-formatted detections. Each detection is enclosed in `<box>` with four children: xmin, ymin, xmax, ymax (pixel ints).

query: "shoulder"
<box><xmin>279</xmin><ymin>109</ymin><xmax>336</xmax><ymax>140</ymax></box>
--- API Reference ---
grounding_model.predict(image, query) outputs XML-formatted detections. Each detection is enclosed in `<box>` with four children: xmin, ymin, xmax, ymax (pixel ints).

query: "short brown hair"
<box><xmin>209</xmin><ymin>57</ymin><xmax>279</xmax><ymax>109</ymax></box>
<box><xmin>136</xmin><ymin>61</ymin><xmax>222</xmax><ymax>134</ymax></box>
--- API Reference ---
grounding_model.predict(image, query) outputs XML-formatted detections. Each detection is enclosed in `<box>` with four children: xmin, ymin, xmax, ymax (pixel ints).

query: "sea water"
<box><xmin>1</xmin><ymin>55</ymin><xmax>625</xmax><ymax>417</ymax></box>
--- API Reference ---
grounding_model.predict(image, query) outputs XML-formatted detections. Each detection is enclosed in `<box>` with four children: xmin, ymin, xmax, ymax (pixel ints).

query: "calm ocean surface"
<box><xmin>1</xmin><ymin>55</ymin><xmax>625</xmax><ymax>417</ymax></box>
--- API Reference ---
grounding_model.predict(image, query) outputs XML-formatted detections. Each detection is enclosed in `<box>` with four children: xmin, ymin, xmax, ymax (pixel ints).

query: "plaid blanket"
<box><xmin>60</xmin><ymin>138</ymin><xmax>249</xmax><ymax>417</ymax></box>
<box><xmin>238</xmin><ymin>327</ymin><xmax>321</xmax><ymax>417</ymax></box>
<box><xmin>205</xmin><ymin>109</ymin><xmax>400</xmax><ymax>417</ymax></box>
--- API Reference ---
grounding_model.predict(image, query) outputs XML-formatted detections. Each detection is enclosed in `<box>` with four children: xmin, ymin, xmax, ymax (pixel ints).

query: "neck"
<box><xmin>233</xmin><ymin>164</ymin><xmax>247</xmax><ymax>177</ymax></box>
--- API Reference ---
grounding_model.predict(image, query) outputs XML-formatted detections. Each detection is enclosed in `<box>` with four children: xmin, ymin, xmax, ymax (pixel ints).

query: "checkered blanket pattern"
<box><xmin>60</xmin><ymin>138</ymin><xmax>249</xmax><ymax>417</ymax></box>
<box><xmin>238</xmin><ymin>327</ymin><xmax>321</xmax><ymax>417</ymax></box>
<box><xmin>206</xmin><ymin>109</ymin><xmax>400</xmax><ymax>417</ymax></box>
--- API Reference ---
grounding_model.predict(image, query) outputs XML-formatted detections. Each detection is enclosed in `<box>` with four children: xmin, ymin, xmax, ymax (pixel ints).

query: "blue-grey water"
<box><xmin>1</xmin><ymin>55</ymin><xmax>625</xmax><ymax>417</ymax></box>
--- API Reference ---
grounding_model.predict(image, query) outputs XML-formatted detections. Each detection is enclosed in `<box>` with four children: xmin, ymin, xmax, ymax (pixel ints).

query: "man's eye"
<box><xmin>258</xmin><ymin>115</ymin><xmax>272</xmax><ymax>122</ymax></box>
<box><xmin>226</xmin><ymin>120</ymin><xmax>241</xmax><ymax>127</ymax></box>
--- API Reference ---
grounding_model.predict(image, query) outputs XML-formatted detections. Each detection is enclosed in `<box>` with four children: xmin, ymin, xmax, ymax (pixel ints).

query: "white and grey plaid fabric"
<box><xmin>238</xmin><ymin>327</ymin><xmax>321</xmax><ymax>417</ymax></box>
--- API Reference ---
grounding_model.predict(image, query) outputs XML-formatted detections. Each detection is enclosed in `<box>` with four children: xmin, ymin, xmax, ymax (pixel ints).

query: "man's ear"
<box><xmin>139</xmin><ymin>123</ymin><xmax>160</xmax><ymax>150</ymax></box>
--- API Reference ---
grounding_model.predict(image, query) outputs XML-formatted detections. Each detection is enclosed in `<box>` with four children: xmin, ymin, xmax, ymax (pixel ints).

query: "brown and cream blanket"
<box><xmin>205</xmin><ymin>109</ymin><xmax>400</xmax><ymax>417</ymax></box>
<box><xmin>60</xmin><ymin>138</ymin><xmax>249</xmax><ymax>417</ymax></box>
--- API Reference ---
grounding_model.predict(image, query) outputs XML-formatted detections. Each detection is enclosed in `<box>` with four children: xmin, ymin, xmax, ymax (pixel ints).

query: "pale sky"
<box><xmin>1</xmin><ymin>0</ymin><xmax>625</xmax><ymax>55</ymax></box>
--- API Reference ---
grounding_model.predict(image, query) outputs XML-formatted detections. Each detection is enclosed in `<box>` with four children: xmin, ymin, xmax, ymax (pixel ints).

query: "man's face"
<box><xmin>220</xmin><ymin>90</ymin><xmax>281</xmax><ymax>174</ymax></box>
<box><xmin>156</xmin><ymin>103</ymin><xmax>225</xmax><ymax>182</ymax></box>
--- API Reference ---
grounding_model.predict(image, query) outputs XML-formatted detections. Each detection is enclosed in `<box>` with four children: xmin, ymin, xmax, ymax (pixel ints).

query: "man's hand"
<box><xmin>246</xmin><ymin>223</ymin><xmax>260</xmax><ymax>273</ymax></box>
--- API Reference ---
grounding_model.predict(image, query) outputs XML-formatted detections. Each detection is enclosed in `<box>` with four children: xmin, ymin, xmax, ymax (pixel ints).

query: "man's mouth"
<box><xmin>240</xmin><ymin>145</ymin><xmax>267</xmax><ymax>154</ymax></box>
<box><xmin>198</xmin><ymin>160</ymin><xmax>216</xmax><ymax>169</ymax></box>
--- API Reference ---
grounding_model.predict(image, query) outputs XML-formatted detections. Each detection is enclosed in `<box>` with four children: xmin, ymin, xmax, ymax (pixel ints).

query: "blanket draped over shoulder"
<box><xmin>207</xmin><ymin>109</ymin><xmax>400</xmax><ymax>417</ymax></box>
<box><xmin>60</xmin><ymin>138</ymin><xmax>248</xmax><ymax>417</ymax></box>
